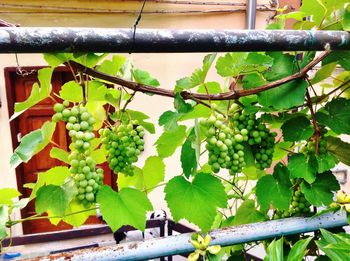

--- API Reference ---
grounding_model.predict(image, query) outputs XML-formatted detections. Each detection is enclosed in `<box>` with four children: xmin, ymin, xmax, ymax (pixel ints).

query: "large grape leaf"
<box><xmin>96</xmin><ymin>55</ymin><xmax>126</xmax><ymax>76</ymax></box>
<box><xmin>159</xmin><ymin>111</ymin><xmax>179</xmax><ymax>131</ymax></box>
<box><xmin>300</xmin><ymin>171</ymin><xmax>340</xmax><ymax>207</ymax></box>
<box><xmin>310</xmin><ymin>62</ymin><xmax>337</xmax><ymax>85</ymax></box>
<box><xmin>258</xmin><ymin>79</ymin><xmax>307</xmax><ymax>110</ymax></box>
<box><xmin>155</xmin><ymin>125</ymin><xmax>187</xmax><ymax>158</ymax></box>
<box><xmin>35</xmin><ymin>184</ymin><xmax>72</xmax><ymax>217</ymax></box>
<box><xmin>50</xmin><ymin>147</ymin><xmax>69</xmax><ymax>164</ymax></box>
<box><xmin>316</xmin><ymin>229</ymin><xmax>350</xmax><ymax>260</ymax></box>
<box><xmin>97</xmin><ymin>186</ymin><xmax>153</xmax><ymax>232</ymax></box>
<box><xmin>176</xmin><ymin>53</ymin><xmax>216</xmax><ymax>90</ymax></box>
<box><xmin>316</xmin><ymin>153</ymin><xmax>338</xmax><ymax>173</ymax></box>
<box><xmin>13</xmin><ymin>68</ymin><xmax>53</xmax><ymax>115</ymax></box>
<box><xmin>10</xmin><ymin>121</ymin><xmax>56</xmax><ymax>170</ymax></box>
<box><xmin>0</xmin><ymin>188</ymin><xmax>21</xmax><ymax>205</ymax></box>
<box><xmin>62</xmin><ymin>200</ymin><xmax>97</xmax><ymax>227</ymax></box>
<box><xmin>287</xmin><ymin>153</ymin><xmax>318</xmax><ymax>184</ymax></box>
<box><xmin>327</xmin><ymin>136</ymin><xmax>350</xmax><ymax>166</ymax></box>
<box><xmin>181</xmin><ymin>129</ymin><xmax>197</xmax><ymax>178</ymax></box>
<box><xmin>231</xmin><ymin>200</ymin><xmax>266</xmax><ymax>226</ymax></box>
<box><xmin>322</xmin><ymin>51</ymin><xmax>350</xmax><ymax>71</ymax></box>
<box><xmin>264</xmin><ymin>52</ymin><xmax>294</xmax><ymax>81</ymax></box>
<box><xmin>118</xmin><ymin>156</ymin><xmax>165</xmax><ymax>193</ymax></box>
<box><xmin>281</xmin><ymin>116</ymin><xmax>314</xmax><ymax>142</ymax></box>
<box><xmin>87</xmin><ymin>81</ymin><xmax>108</xmax><ymax>102</ymax></box>
<box><xmin>316</xmin><ymin>98</ymin><xmax>350</xmax><ymax>134</ymax></box>
<box><xmin>165</xmin><ymin>173</ymin><xmax>227</xmax><ymax>231</ymax></box>
<box><xmin>132</xmin><ymin>69</ymin><xmax>160</xmax><ymax>87</ymax></box>
<box><xmin>256</xmin><ymin>163</ymin><xmax>293</xmax><ymax>211</ymax></box>
<box><xmin>59</xmin><ymin>81</ymin><xmax>84</xmax><ymax>102</ymax></box>
<box><xmin>300</xmin><ymin>0</ymin><xmax>326</xmax><ymax>25</ymax></box>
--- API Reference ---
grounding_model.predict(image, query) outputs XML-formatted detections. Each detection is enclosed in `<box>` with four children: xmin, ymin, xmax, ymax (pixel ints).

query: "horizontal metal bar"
<box><xmin>0</xmin><ymin>28</ymin><xmax>349</xmax><ymax>53</ymax></box>
<box><xmin>26</xmin><ymin>212</ymin><xmax>348</xmax><ymax>260</ymax></box>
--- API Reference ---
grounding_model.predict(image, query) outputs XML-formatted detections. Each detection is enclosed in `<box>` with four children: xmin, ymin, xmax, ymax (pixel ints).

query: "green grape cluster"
<box><xmin>100</xmin><ymin>120</ymin><xmax>145</xmax><ymax>176</ymax></box>
<box><xmin>201</xmin><ymin>112</ymin><xmax>246</xmax><ymax>174</ymax></box>
<box><xmin>52</xmin><ymin>101</ymin><xmax>104</xmax><ymax>206</ymax></box>
<box><xmin>274</xmin><ymin>187</ymin><xmax>311</xmax><ymax>219</ymax></box>
<box><xmin>229</xmin><ymin>104</ymin><xmax>276</xmax><ymax>170</ymax></box>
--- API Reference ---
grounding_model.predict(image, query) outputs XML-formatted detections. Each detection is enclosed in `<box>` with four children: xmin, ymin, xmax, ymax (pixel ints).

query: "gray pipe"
<box><xmin>25</xmin><ymin>212</ymin><xmax>348</xmax><ymax>260</ymax></box>
<box><xmin>246</xmin><ymin>0</ymin><xmax>257</xmax><ymax>29</ymax></box>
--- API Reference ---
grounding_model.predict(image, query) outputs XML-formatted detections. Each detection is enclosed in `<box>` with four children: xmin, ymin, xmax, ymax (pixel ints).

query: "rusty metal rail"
<box><xmin>0</xmin><ymin>28</ymin><xmax>349</xmax><ymax>53</ymax></box>
<box><xmin>22</xmin><ymin>211</ymin><xmax>348</xmax><ymax>260</ymax></box>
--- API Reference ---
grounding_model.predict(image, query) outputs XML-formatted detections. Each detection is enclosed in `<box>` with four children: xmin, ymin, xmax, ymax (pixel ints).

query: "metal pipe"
<box><xmin>26</xmin><ymin>212</ymin><xmax>348</xmax><ymax>260</ymax></box>
<box><xmin>0</xmin><ymin>28</ymin><xmax>349</xmax><ymax>53</ymax></box>
<box><xmin>246</xmin><ymin>0</ymin><xmax>257</xmax><ymax>29</ymax></box>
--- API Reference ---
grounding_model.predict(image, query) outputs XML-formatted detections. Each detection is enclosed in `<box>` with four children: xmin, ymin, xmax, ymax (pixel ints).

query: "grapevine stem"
<box><xmin>66</xmin><ymin>50</ymin><xmax>330</xmax><ymax>102</ymax></box>
<box><xmin>305</xmin><ymin>83</ymin><xmax>320</xmax><ymax>155</ymax></box>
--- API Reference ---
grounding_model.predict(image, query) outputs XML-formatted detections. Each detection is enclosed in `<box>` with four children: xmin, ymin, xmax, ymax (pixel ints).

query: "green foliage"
<box><xmin>155</xmin><ymin>125</ymin><xmax>187</xmax><ymax>158</ymax></box>
<box><xmin>50</xmin><ymin>147</ymin><xmax>69</xmax><ymax>164</ymax></box>
<box><xmin>181</xmin><ymin>129</ymin><xmax>198</xmax><ymax>178</ymax></box>
<box><xmin>59</xmin><ymin>81</ymin><xmax>83</xmax><ymax>102</ymax></box>
<box><xmin>281</xmin><ymin>116</ymin><xmax>314</xmax><ymax>142</ymax></box>
<box><xmin>10</xmin><ymin>121</ymin><xmax>56</xmax><ymax>170</ymax></box>
<box><xmin>165</xmin><ymin>173</ymin><xmax>227</xmax><ymax>231</ymax></box>
<box><xmin>231</xmin><ymin>200</ymin><xmax>266</xmax><ymax>225</ymax></box>
<box><xmin>0</xmin><ymin>188</ymin><xmax>21</xmax><ymax>205</ymax></box>
<box><xmin>287</xmin><ymin>153</ymin><xmax>318</xmax><ymax>184</ymax></box>
<box><xmin>0</xmin><ymin>205</ymin><xmax>9</xmax><ymax>239</ymax></box>
<box><xmin>13</xmin><ymin>68</ymin><xmax>53</xmax><ymax>115</ymax></box>
<box><xmin>264</xmin><ymin>237</ymin><xmax>284</xmax><ymax>261</ymax></box>
<box><xmin>316</xmin><ymin>229</ymin><xmax>350</xmax><ymax>260</ymax></box>
<box><xmin>300</xmin><ymin>171</ymin><xmax>340</xmax><ymax>206</ymax></box>
<box><xmin>256</xmin><ymin>164</ymin><xmax>293</xmax><ymax>211</ymax></box>
<box><xmin>316</xmin><ymin>98</ymin><xmax>350</xmax><ymax>134</ymax></box>
<box><xmin>287</xmin><ymin>237</ymin><xmax>313</xmax><ymax>261</ymax></box>
<box><xmin>327</xmin><ymin>136</ymin><xmax>350</xmax><ymax>166</ymax></box>
<box><xmin>117</xmin><ymin>156</ymin><xmax>165</xmax><ymax>193</ymax></box>
<box><xmin>132</xmin><ymin>69</ymin><xmax>160</xmax><ymax>87</ymax></box>
<box><xmin>96</xmin><ymin>186</ymin><xmax>153</xmax><ymax>232</ymax></box>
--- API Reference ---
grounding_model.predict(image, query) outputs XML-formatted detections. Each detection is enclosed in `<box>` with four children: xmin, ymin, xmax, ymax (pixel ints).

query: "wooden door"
<box><xmin>5</xmin><ymin>67</ymin><xmax>116</xmax><ymax>234</ymax></box>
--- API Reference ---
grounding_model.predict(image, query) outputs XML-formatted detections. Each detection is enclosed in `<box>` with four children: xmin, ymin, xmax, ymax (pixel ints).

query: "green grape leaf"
<box><xmin>258</xmin><ymin>79</ymin><xmax>307</xmax><ymax>110</ymax></box>
<box><xmin>62</xmin><ymin>200</ymin><xmax>96</xmax><ymax>227</ymax></box>
<box><xmin>216</xmin><ymin>52</ymin><xmax>272</xmax><ymax>77</ymax></box>
<box><xmin>0</xmin><ymin>188</ymin><xmax>21</xmax><ymax>205</ymax></box>
<box><xmin>241</xmin><ymin>166</ymin><xmax>266</xmax><ymax>180</ymax></box>
<box><xmin>30</xmin><ymin>166</ymin><xmax>70</xmax><ymax>200</ymax></box>
<box><xmin>174</xmin><ymin>93</ymin><xmax>193</xmax><ymax>113</ymax></box>
<box><xmin>117</xmin><ymin>167</ymin><xmax>143</xmax><ymax>190</ymax></box>
<box><xmin>123</xmin><ymin>109</ymin><xmax>155</xmax><ymax>134</ymax></box>
<box><xmin>281</xmin><ymin>116</ymin><xmax>314</xmax><ymax>142</ymax></box>
<box><xmin>316</xmin><ymin>229</ymin><xmax>350</xmax><ymax>260</ymax></box>
<box><xmin>87</xmin><ymin>81</ymin><xmax>108</xmax><ymax>102</ymax></box>
<box><xmin>86</xmin><ymin>101</ymin><xmax>106</xmax><ymax>130</ymax></box>
<box><xmin>35</xmin><ymin>184</ymin><xmax>72</xmax><ymax>217</ymax></box>
<box><xmin>14</xmin><ymin>68</ymin><xmax>54</xmax><ymax>114</ymax></box>
<box><xmin>264</xmin><ymin>52</ymin><xmax>295</xmax><ymax>81</ymax></box>
<box><xmin>287</xmin><ymin>153</ymin><xmax>318</xmax><ymax>184</ymax></box>
<box><xmin>104</xmin><ymin>89</ymin><xmax>121</xmax><ymax>107</ymax></box>
<box><xmin>175</xmin><ymin>54</ymin><xmax>216</xmax><ymax>90</ymax></box>
<box><xmin>132</xmin><ymin>69</ymin><xmax>160</xmax><ymax>87</ymax></box>
<box><xmin>141</xmin><ymin>156</ymin><xmax>165</xmax><ymax>192</ymax></box>
<box><xmin>159</xmin><ymin>111</ymin><xmax>179</xmax><ymax>131</ymax></box>
<box><xmin>316</xmin><ymin>153</ymin><xmax>338</xmax><ymax>173</ymax></box>
<box><xmin>310</xmin><ymin>62</ymin><xmax>337</xmax><ymax>85</ymax></box>
<box><xmin>287</xmin><ymin>237</ymin><xmax>312</xmax><ymax>261</ymax></box>
<box><xmin>300</xmin><ymin>0</ymin><xmax>326</xmax><ymax>25</ymax></box>
<box><xmin>273</xmin><ymin>141</ymin><xmax>294</xmax><ymax>161</ymax></box>
<box><xmin>242</xmin><ymin>73</ymin><xmax>267</xmax><ymax>89</ymax></box>
<box><xmin>10</xmin><ymin>121</ymin><xmax>56</xmax><ymax>170</ymax></box>
<box><xmin>197</xmin><ymin>81</ymin><xmax>222</xmax><ymax>94</ymax></box>
<box><xmin>72</xmin><ymin>53</ymin><xmax>108</xmax><ymax>68</ymax></box>
<box><xmin>0</xmin><ymin>205</ymin><xmax>9</xmax><ymax>239</ymax></box>
<box><xmin>44</xmin><ymin>53</ymin><xmax>73</xmax><ymax>67</ymax></box>
<box><xmin>90</xmin><ymin>149</ymin><xmax>106</xmax><ymax>164</ymax></box>
<box><xmin>316</xmin><ymin>98</ymin><xmax>350</xmax><ymax>135</ymax></box>
<box><xmin>327</xmin><ymin>136</ymin><xmax>350</xmax><ymax>166</ymax></box>
<box><xmin>155</xmin><ymin>125</ymin><xmax>187</xmax><ymax>158</ymax></box>
<box><xmin>256</xmin><ymin>163</ymin><xmax>293</xmax><ymax>211</ymax></box>
<box><xmin>96</xmin><ymin>55</ymin><xmax>126</xmax><ymax>76</ymax></box>
<box><xmin>264</xmin><ymin>237</ymin><xmax>284</xmax><ymax>261</ymax></box>
<box><xmin>300</xmin><ymin>171</ymin><xmax>340</xmax><ymax>207</ymax></box>
<box><xmin>50</xmin><ymin>147</ymin><xmax>69</xmax><ymax>164</ymax></box>
<box><xmin>59</xmin><ymin>81</ymin><xmax>83</xmax><ymax>102</ymax></box>
<box><xmin>178</xmin><ymin>104</ymin><xmax>211</xmax><ymax>121</ymax></box>
<box><xmin>322</xmin><ymin>51</ymin><xmax>350</xmax><ymax>71</ymax></box>
<box><xmin>232</xmin><ymin>200</ymin><xmax>266</xmax><ymax>226</ymax></box>
<box><xmin>165</xmin><ymin>173</ymin><xmax>227</xmax><ymax>232</ymax></box>
<box><xmin>181</xmin><ymin>129</ymin><xmax>197</xmax><ymax>178</ymax></box>
<box><xmin>343</xmin><ymin>4</ymin><xmax>350</xmax><ymax>30</ymax></box>
<box><xmin>97</xmin><ymin>186</ymin><xmax>153</xmax><ymax>232</ymax></box>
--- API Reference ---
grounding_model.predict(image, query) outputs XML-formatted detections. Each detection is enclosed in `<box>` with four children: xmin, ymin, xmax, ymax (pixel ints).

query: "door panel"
<box><xmin>6</xmin><ymin>67</ymin><xmax>115</xmax><ymax>234</ymax></box>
